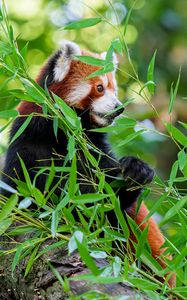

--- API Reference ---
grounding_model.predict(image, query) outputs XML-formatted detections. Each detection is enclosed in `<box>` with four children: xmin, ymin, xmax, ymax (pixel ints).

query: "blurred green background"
<box><xmin>0</xmin><ymin>0</ymin><xmax>187</xmax><ymax>184</ymax></box>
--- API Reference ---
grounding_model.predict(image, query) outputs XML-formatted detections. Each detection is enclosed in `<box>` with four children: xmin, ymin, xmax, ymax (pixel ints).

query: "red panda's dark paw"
<box><xmin>119</xmin><ymin>156</ymin><xmax>154</xmax><ymax>188</ymax></box>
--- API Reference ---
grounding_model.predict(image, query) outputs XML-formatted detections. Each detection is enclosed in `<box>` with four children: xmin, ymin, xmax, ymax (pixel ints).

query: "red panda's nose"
<box><xmin>113</xmin><ymin>106</ymin><xmax>124</xmax><ymax>117</ymax></box>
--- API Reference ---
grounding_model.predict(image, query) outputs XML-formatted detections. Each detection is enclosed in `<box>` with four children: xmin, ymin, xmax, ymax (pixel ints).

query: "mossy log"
<box><xmin>0</xmin><ymin>237</ymin><xmax>151</xmax><ymax>300</ymax></box>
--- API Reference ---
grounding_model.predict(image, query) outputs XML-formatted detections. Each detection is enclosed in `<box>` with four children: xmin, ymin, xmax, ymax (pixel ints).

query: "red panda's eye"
<box><xmin>97</xmin><ymin>84</ymin><xmax>104</xmax><ymax>93</ymax></box>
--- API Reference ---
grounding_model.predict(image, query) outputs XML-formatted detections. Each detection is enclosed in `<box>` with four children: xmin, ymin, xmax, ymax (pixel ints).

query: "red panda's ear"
<box><xmin>112</xmin><ymin>52</ymin><xmax>118</xmax><ymax>71</ymax></box>
<box><xmin>53</xmin><ymin>41</ymin><xmax>81</xmax><ymax>82</ymax></box>
<box><xmin>101</xmin><ymin>51</ymin><xmax>118</xmax><ymax>73</ymax></box>
<box><xmin>37</xmin><ymin>41</ymin><xmax>81</xmax><ymax>88</ymax></box>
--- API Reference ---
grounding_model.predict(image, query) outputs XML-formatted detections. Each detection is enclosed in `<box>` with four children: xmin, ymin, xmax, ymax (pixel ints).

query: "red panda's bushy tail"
<box><xmin>127</xmin><ymin>202</ymin><xmax>176</xmax><ymax>288</ymax></box>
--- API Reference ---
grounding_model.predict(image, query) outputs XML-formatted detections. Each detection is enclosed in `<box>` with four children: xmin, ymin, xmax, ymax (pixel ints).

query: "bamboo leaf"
<box><xmin>106</xmin><ymin>45</ymin><xmax>114</xmax><ymax>62</ymax></box>
<box><xmin>179</xmin><ymin>213</ymin><xmax>187</xmax><ymax>237</ymax></box>
<box><xmin>12</xmin><ymin>244</ymin><xmax>24</xmax><ymax>275</ymax></box>
<box><xmin>112</xmin><ymin>256</ymin><xmax>122</xmax><ymax>277</ymax></box>
<box><xmin>0</xmin><ymin>218</ymin><xmax>12</xmax><ymax>235</ymax></box>
<box><xmin>136</xmin><ymin>225</ymin><xmax>149</xmax><ymax>258</ymax></box>
<box><xmin>0</xmin><ymin>194</ymin><xmax>18</xmax><ymax>222</ymax></box>
<box><xmin>71</xmin><ymin>274</ymin><xmax>122</xmax><ymax>284</ymax></box>
<box><xmin>51</xmin><ymin>210</ymin><xmax>59</xmax><ymax>238</ymax></box>
<box><xmin>24</xmin><ymin>245</ymin><xmax>39</xmax><ymax>277</ymax></box>
<box><xmin>178</xmin><ymin>150</ymin><xmax>186</xmax><ymax>171</ymax></box>
<box><xmin>8</xmin><ymin>225</ymin><xmax>35</xmax><ymax>236</ymax></box>
<box><xmin>10</xmin><ymin>114</ymin><xmax>33</xmax><ymax>144</ymax></box>
<box><xmin>169</xmin><ymin>68</ymin><xmax>181</xmax><ymax>113</ymax></box>
<box><xmin>0</xmin><ymin>119</ymin><xmax>13</xmax><ymax>133</ymax></box>
<box><xmin>18</xmin><ymin>155</ymin><xmax>32</xmax><ymax>189</ymax></box>
<box><xmin>0</xmin><ymin>41</ymin><xmax>12</xmax><ymax>55</ymax></box>
<box><xmin>86</xmin><ymin>63</ymin><xmax>114</xmax><ymax>79</ymax></box>
<box><xmin>53</xmin><ymin>93</ymin><xmax>80</xmax><ymax>129</ymax></box>
<box><xmin>90</xmin><ymin>251</ymin><xmax>107</xmax><ymax>259</ymax></box>
<box><xmin>147</xmin><ymin>50</ymin><xmax>157</xmax><ymax>94</ymax></box>
<box><xmin>178</xmin><ymin>121</ymin><xmax>187</xmax><ymax>130</ymax></box>
<box><xmin>21</xmin><ymin>78</ymin><xmax>45</xmax><ymax>104</ymax></box>
<box><xmin>0</xmin><ymin>180</ymin><xmax>17</xmax><ymax>194</ymax></box>
<box><xmin>64</xmin><ymin>18</ymin><xmax>102</xmax><ymax>30</ymax></box>
<box><xmin>103</xmin><ymin>227</ymin><xmax>127</xmax><ymax>242</ymax></box>
<box><xmin>48</xmin><ymin>262</ymin><xmax>65</xmax><ymax>288</ymax></box>
<box><xmin>139</xmin><ymin>81</ymin><xmax>156</xmax><ymax>95</ymax></box>
<box><xmin>0</xmin><ymin>109</ymin><xmax>18</xmax><ymax>119</ymax></box>
<box><xmin>45</xmin><ymin>160</ymin><xmax>55</xmax><ymax>192</ymax></box>
<box><xmin>68</xmin><ymin>155</ymin><xmax>77</xmax><ymax>199</ymax></box>
<box><xmin>18</xmin><ymin>197</ymin><xmax>32</xmax><ymax>209</ymax></box>
<box><xmin>140</xmin><ymin>193</ymin><xmax>167</xmax><ymax>225</ymax></box>
<box><xmin>73</xmin><ymin>193</ymin><xmax>110</xmax><ymax>204</ymax></box>
<box><xmin>76</xmin><ymin>239</ymin><xmax>100</xmax><ymax>276</ymax></box>
<box><xmin>53</xmin><ymin>116</ymin><xmax>58</xmax><ymax>138</ymax></box>
<box><xmin>112</xmin><ymin>38</ymin><xmax>123</xmax><ymax>55</ymax></box>
<box><xmin>117</xmin><ymin>130</ymin><xmax>144</xmax><ymax>148</ymax></box>
<box><xmin>38</xmin><ymin>211</ymin><xmax>51</xmax><ymax>219</ymax></box>
<box><xmin>36</xmin><ymin>240</ymin><xmax>66</xmax><ymax>259</ymax></box>
<box><xmin>169</xmin><ymin>160</ymin><xmax>178</xmax><ymax>188</ymax></box>
<box><xmin>10</xmin><ymin>90</ymin><xmax>35</xmax><ymax>102</ymax></box>
<box><xmin>75</xmin><ymin>55</ymin><xmax>107</xmax><ymax>66</ymax></box>
<box><xmin>166</xmin><ymin>124</ymin><xmax>187</xmax><ymax>147</ymax></box>
<box><xmin>20</xmin><ymin>41</ymin><xmax>29</xmax><ymax>60</ymax></box>
<box><xmin>161</xmin><ymin>196</ymin><xmax>187</xmax><ymax>225</ymax></box>
<box><xmin>31</xmin><ymin>187</ymin><xmax>46</xmax><ymax>207</ymax></box>
<box><xmin>68</xmin><ymin>230</ymin><xmax>84</xmax><ymax>254</ymax></box>
<box><xmin>129</xmin><ymin>277</ymin><xmax>159</xmax><ymax>290</ymax></box>
<box><xmin>56</xmin><ymin>194</ymin><xmax>70</xmax><ymax>211</ymax></box>
<box><xmin>113</xmin><ymin>198</ymin><xmax>130</xmax><ymax>239</ymax></box>
<box><xmin>124</xmin><ymin>6</ymin><xmax>133</xmax><ymax>36</ymax></box>
<box><xmin>67</xmin><ymin>135</ymin><xmax>75</xmax><ymax>160</ymax></box>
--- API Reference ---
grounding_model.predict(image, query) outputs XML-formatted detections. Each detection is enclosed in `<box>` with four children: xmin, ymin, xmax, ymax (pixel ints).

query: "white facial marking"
<box><xmin>65</xmin><ymin>82</ymin><xmax>91</xmax><ymax>104</ymax></box>
<box><xmin>101</xmin><ymin>75</ymin><xmax>108</xmax><ymax>88</ymax></box>
<box><xmin>91</xmin><ymin>90</ymin><xmax>121</xmax><ymax>115</ymax></box>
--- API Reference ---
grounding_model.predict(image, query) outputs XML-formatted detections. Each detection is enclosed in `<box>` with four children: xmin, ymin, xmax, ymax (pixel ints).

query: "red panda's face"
<box><xmin>37</xmin><ymin>41</ymin><xmax>124</xmax><ymax>127</ymax></box>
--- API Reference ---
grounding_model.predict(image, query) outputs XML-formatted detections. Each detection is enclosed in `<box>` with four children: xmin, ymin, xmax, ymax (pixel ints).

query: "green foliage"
<box><xmin>147</xmin><ymin>51</ymin><xmax>157</xmax><ymax>95</ymax></box>
<box><xmin>75</xmin><ymin>56</ymin><xmax>107</xmax><ymax>66</ymax></box>
<box><xmin>64</xmin><ymin>18</ymin><xmax>102</xmax><ymax>30</ymax></box>
<box><xmin>0</xmin><ymin>1</ymin><xmax>187</xmax><ymax>300</ymax></box>
<box><xmin>169</xmin><ymin>68</ymin><xmax>181</xmax><ymax>114</ymax></box>
<box><xmin>0</xmin><ymin>194</ymin><xmax>18</xmax><ymax>221</ymax></box>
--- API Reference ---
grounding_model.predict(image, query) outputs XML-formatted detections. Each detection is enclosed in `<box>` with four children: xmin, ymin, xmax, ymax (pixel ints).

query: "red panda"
<box><xmin>1</xmin><ymin>41</ymin><xmax>175</xmax><ymax>287</ymax></box>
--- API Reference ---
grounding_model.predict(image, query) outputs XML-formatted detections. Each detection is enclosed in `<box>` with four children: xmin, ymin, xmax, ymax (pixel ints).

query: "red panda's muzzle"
<box><xmin>95</xmin><ymin>106</ymin><xmax>124</xmax><ymax>120</ymax></box>
<box><xmin>90</xmin><ymin>104</ymin><xmax>124</xmax><ymax>127</ymax></box>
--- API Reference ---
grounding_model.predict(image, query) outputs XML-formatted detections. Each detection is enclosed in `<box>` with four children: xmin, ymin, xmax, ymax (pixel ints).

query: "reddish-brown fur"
<box><xmin>106</xmin><ymin>72</ymin><xmax>116</xmax><ymax>90</ymax></box>
<box><xmin>49</xmin><ymin>61</ymin><xmax>101</xmax><ymax>108</ymax></box>
<box><xmin>18</xmin><ymin>101</ymin><xmax>42</xmax><ymax>115</ymax></box>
